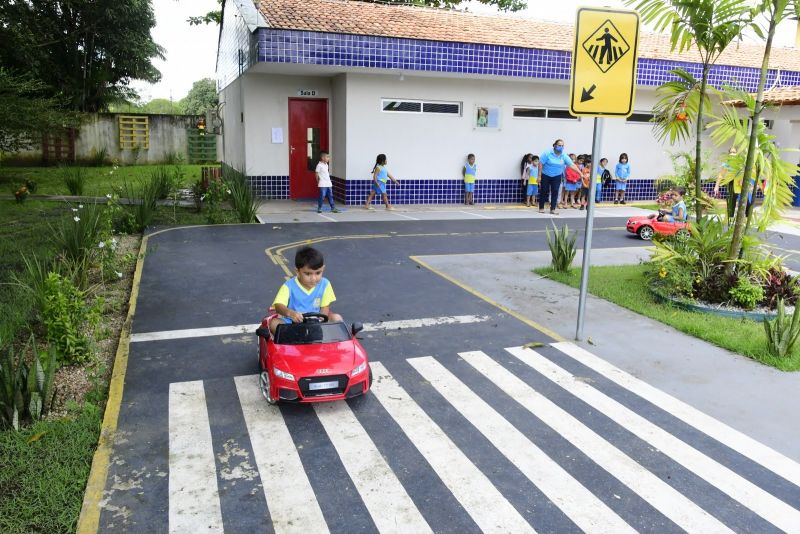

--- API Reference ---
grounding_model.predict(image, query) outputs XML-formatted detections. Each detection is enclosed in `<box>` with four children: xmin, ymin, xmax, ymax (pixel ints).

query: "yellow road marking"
<box><xmin>76</xmin><ymin>234</ymin><xmax>148</xmax><ymax>534</ymax></box>
<box><xmin>410</xmin><ymin>256</ymin><xmax>566</xmax><ymax>342</ymax></box>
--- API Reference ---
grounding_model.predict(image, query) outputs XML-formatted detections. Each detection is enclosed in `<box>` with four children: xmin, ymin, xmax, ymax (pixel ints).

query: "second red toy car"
<box><xmin>626</xmin><ymin>213</ymin><xmax>690</xmax><ymax>240</ymax></box>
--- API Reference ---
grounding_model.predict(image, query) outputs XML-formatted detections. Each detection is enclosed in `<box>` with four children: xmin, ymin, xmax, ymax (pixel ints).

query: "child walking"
<box><xmin>614</xmin><ymin>153</ymin><xmax>630</xmax><ymax>204</ymax></box>
<box><xmin>364</xmin><ymin>154</ymin><xmax>401</xmax><ymax>210</ymax></box>
<box><xmin>463</xmin><ymin>153</ymin><xmax>477</xmax><ymax>205</ymax></box>
<box><xmin>315</xmin><ymin>151</ymin><xmax>340</xmax><ymax>213</ymax></box>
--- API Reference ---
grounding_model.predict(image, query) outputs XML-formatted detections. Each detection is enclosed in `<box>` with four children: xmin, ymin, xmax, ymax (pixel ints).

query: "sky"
<box><xmin>134</xmin><ymin>0</ymin><xmax>795</xmax><ymax>102</ymax></box>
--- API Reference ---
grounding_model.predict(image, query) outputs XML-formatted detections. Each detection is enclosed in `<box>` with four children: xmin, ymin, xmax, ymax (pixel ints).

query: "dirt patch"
<box><xmin>46</xmin><ymin>234</ymin><xmax>141</xmax><ymax>418</ymax></box>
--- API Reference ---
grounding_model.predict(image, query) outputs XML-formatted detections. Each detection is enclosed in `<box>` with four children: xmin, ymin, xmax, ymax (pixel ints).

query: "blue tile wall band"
<box><xmin>254</xmin><ymin>29</ymin><xmax>800</xmax><ymax>92</ymax></box>
<box><xmin>247</xmin><ymin>175</ymin><xmax>756</xmax><ymax>204</ymax></box>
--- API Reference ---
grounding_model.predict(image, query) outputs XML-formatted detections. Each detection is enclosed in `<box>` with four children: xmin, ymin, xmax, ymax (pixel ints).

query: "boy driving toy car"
<box><xmin>269</xmin><ymin>246</ymin><xmax>342</xmax><ymax>335</ymax></box>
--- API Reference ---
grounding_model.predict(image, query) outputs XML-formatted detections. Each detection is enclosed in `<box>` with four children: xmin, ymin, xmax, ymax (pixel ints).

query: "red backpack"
<box><xmin>565</xmin><ymin>166</ymin><xmax>581</xmax><ymax>184</ymax></box>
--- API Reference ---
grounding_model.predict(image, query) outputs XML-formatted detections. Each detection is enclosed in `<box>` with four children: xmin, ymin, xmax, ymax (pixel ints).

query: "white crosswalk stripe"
<box><xmin>506</xmin><ymin>345</ymin><xmax>800</xmax><ymax>533</ymax></box>
<box><xmin>168</xmin><ymin>381</ymin><xmax>224</xmax><ymax>533</ymax></box>
<box><xmin>234</xmin><ymin>375</ymin><xmax>329</xmax><ymax>534</ymax></box>
<box><xmin>369</xmin><ymin>361</ymin><xmax>536</xmax><ymax>533</ymax></box>
<box><xmin>313</xmin><ymin>401</ymin><xmax>433</xmax><ymax>534</ymax></box>
<box><xmin>458</xmin><ymin>350</ymin><xmax>734</xmax><ymax>533</ymax></box>
<box><xmin>408</xmin><ymin>356</ymin><xmax>635</xmax><ymax>534</ymax></box>
<box><xmin>163</xmin><ymin>345</ymin><xmax>800</xmax><ymax>533</ymax></box>
<box><xmin>552</xmin><ymin>341</ymin><xmax>800</xmax><ymax>488</ymax></box>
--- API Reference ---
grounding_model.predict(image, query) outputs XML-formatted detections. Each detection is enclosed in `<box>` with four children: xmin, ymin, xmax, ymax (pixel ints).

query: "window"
<box><xmin>306</xmin><ymin>128</ymin><xmax>320</xmax><ymax>171</ymax></box>
<box><xmin>546</xmin><ymin>109</ymin><xmax>578</xmax><ymax>120</ymax></box>
<box><xmin>512</xmin><ymin>107</ymin><xmax>579</xmax><ymax>120</ymax></box>
<box><xmin>513</xmin><ymin>107</ymin><xmax>546</xmax><ymax>118</ymax></box>
<box><xmin>626</xmin><ymin>112</ymin><xmax>654</xmax><ymax>123</ymax></box>
<box><xmin>381</xmin><ymin>99</ymin><xmax>461</xmax><ymax>115</ymax></box>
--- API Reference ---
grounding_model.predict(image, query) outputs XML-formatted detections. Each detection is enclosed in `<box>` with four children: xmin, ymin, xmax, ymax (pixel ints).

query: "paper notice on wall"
<box><xmin>271</xmin><ymin>128</ymin><xmax>284</xmax><ymax>143</ymax></box>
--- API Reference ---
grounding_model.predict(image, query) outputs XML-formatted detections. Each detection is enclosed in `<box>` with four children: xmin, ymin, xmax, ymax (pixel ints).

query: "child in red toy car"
<box><xmin>269</xmin><ymin>246</ymin><xmax>343</xmax><ymax>335</ymax></box>
<box><xmin>658</xmin><ymin>187</ymin><xmax>687</xmax><ymax>223</ymax></box>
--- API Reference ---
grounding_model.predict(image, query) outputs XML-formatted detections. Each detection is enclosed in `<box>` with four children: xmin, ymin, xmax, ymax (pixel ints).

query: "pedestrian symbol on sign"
<box><xmin>582</xmin><ymin>20</ymin><xmax>630</xmax><ymax>73</ymax></box>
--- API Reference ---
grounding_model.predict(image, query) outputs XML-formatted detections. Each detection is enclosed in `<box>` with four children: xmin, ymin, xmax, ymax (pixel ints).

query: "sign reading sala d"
<box><xmin>569</xmin><ymin>8</ymin><xmax>640</xmax><ymax>117</ymax></box>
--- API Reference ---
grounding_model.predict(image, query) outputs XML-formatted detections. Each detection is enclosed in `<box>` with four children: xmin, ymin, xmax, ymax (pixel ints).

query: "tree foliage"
<box><xmin>180</xmin><ymin>78</ymin><xmax>219</xmax><ymax>115</ymax></box>
<box><xmin>0</xmin><ymin>70</ymin><xmax>77</xmax><ymax>154</ymax></box>
<box><xmin>0</xmin><ymin>0</ymin><xmax>164</xmax><ymax>112</ymax></box>
<box><xmin>628</xmin><ymin>0</ymin><xmax>750</xmax><ymax>219</ymax></box>
<box><xmin>187</xmin><ymin>0</ymin><xmax>527</xmax><ymax>26</ymax></box>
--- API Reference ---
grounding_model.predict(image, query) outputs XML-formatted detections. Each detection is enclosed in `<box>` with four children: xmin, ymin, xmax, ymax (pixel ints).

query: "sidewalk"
<box><xmin>417</xmin><ymin>246</ymin><xmax>800</xmax><ymax>462</ymax></box>
<box><xmin>256</xmin><ymin>199</ymin><xmax>649</xmax><ymax>224</ymax></box>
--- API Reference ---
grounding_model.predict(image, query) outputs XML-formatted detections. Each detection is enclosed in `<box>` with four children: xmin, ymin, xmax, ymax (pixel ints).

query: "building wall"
<box><xmin>217</xmin><ymin>0</ymin><xmax>255</xmax><ymax>91</ymax></box>
<box><xmin>343</xmin><ymin>73</ymin><xmax>681</xmax><ymax>182</ymax></box>
<box><xmin>219</xmin><ymin>77</ymin><xmax>246</xmax><ymax>171</ymax></box>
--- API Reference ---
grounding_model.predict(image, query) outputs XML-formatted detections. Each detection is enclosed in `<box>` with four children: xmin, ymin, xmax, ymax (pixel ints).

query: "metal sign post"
<box><xmin>569</xmin><ymin>7</ymin><xmax>640</xmax><ymax>340</ymax></box>
<box><xmin>576</xmin><ymin>117</ymin><xmax>603</xmax><ymax>340</ymax></box>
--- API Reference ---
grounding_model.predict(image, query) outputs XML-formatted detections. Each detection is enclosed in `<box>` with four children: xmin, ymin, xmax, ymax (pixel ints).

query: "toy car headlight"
<box><xmin>274</xmin><ymin>367</ymin><xmax>295</xmax><ymax>381</ymax></box>
<box><xmin>350</xmin><ymin>362</ymin><xmax>367</xmax><ymax>377</ymax></box>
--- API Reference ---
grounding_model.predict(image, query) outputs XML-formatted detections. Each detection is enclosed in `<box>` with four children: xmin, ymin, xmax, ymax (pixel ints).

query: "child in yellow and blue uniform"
<box><xmin>268</xmin><ymin>246</ymin><xmax>342</xmax><ymax>335</ymax></box>
<box><xmin>525</xmin><ymin>155</ymin><xmax>540</xmax><ymax>207</ymax></box>
<box><xmin>463</xmin><ymin>153</ymin><xmax>477</xmax><ymax>205</ymax></box>
<box><xmin>364</xmin><ymin>153</ymin><xmax>401</xmax><ymax>210</ymax></box>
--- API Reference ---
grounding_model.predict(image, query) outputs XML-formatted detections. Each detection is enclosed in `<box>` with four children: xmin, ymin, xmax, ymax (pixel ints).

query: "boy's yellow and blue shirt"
<box><xmin>464</xmin><ymin>162</ymin><xmax>477</xmax><ymax>184</ymax></box>
<box><xmin>273</xmin><ymin>276</ymin><xmax>336</xmax><ymax>315</ymax></box>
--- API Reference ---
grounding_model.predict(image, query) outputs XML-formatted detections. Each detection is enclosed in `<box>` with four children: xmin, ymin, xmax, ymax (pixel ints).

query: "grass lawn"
<box><xmin>535</xmin><ymin>263</ymin><xmax>800</xmax><ymax>372</ymax></box>
<box><xmin>0</xmin><ymin>164</ymin><xmax>208</xmax><ymax>197</ymax></box>
<box><xmin>0</xmin><ymin>404</ymin><xmax>101</xmax><ymax>534</ymax></box>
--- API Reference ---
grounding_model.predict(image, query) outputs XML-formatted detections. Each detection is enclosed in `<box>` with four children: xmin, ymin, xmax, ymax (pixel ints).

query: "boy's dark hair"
<box><xmin>600</xmin><ymin>157</ymin><xmax>608</xmax><ymax>164</ymax></box>
<box><xmin>531</xmin><ymin>154</ymin><xmax>540</xmax><ymax>161</ymax></box>
<box><xmin>295</xmin><ymin>246</ymin><xmax>324</xmax><ymax>269</ymax></box>
<box><xmin>675</xmin><ymin>186</ymin><xmax>687</xmax><ymax>196</ymax></box>
<box><xmin>467</xmin><ymin>153</ymin><xmax>475</xmax><ymax>159</ymax></box>
<box><xmin>320</xmin><ymin>151</ymin><xmax>329</xmax><ymax>157</ymax></box>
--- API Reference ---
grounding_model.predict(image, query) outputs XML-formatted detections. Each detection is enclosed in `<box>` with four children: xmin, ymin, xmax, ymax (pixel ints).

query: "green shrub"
<box><xmin>764</xmin><ymin>298</ymin><xmax>800</xmax><ymax>359</ymax></box>
<box><xmin>41</xmin><ymin>273</ymin><xmax>101</xmax><ymax>365</ymax></box>
<box><xmin>0</xmin><ymin>337</ymin><xmax>58</xmax><ymax>430</ymax></box>
<box><xmin>149</xmin><ymin>165</ymin><xmax>175</xmax><ymax>200</ymax></box>
<box><xmin>60</xmin><ymin>165</ymin><xmax>86</xmax><ymax>196</ymax></box>
<box><xmin>225</xmin><ymin>167</ymin><xmax>261</xmax><ymax>223</ymax></box>
<box><xmin>50</xmin><ymin>203</ymin><xmax>104</xmax><ymax>263</ymax></box>
<box><xmin>546</xmin><ymin>223</ymin><xmax>576</xmax><ymax>272</ymax></box>
<box><xmin>24</xmin><ymin>178</ymin><xmax>37</xmax><ymax>193</ymax></box>
<box><xmin>204</xmin><ymin>177</ymin><xmax>230</xmax><ymax>224</ymax></box>
<box><xmin>729</xmin><ymin>276</ymin><xmax>765</xmax><ymax>310</ymax></box>
<box><xmin>9</xmin><ymin>254</ymin><xmax>54</xmax><ymax>315</ymax></box>
<box><xmin>121</xmin><ymin>177</ymin><xmax>159</xmax><ymax>232</ymax></box>
<box><xmin>87</xmin><ymin>147</ymin><xmax>109</xmax><ymax>167</ymax></box>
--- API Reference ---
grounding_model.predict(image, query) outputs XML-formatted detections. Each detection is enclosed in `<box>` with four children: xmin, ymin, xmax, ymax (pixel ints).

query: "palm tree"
<box><xmin>725</xmin><ymin>0</ymin><xmax>800</xmax><ymax>270</ymax></box>
<box><xmin>628</xmin><ymin>0</ymin><xmax>750</xmax><ymax>219</ymax></box>
<box><xmin>709</xmin><ymin>88</ymin><xmax>798</xmax><ymax>232</ymax></box>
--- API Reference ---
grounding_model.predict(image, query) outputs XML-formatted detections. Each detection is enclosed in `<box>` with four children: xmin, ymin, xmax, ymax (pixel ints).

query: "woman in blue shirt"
<box><xmin>538</xmin><ymin>139</ymin><xmax>582</xmax><ymax>215</ymax></box>
<box><xmin>614</xmin><ymin>153</ymin><xmax>631</xmax><ymax>205</ymax></box>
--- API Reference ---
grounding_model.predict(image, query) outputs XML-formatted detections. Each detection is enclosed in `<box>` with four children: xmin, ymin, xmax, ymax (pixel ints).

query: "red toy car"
<box><xmin>626</xmin><ymin>213</ymin><xmax>690</xmax><ymax>240</ymax></box>
<box><xmin>255</xmin><ymin>313</ymin><xmax>371</xmax><ymax>404</ymax></box>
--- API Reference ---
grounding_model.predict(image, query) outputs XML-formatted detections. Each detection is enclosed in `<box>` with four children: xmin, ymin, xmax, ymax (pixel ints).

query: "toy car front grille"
<box><xmin>298</xmin><ymin>374</ymin><xmax>349</xmax><ymax>397</ymax></box>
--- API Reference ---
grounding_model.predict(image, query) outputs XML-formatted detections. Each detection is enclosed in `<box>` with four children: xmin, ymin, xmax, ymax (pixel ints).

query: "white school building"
<box><xmin>215</xmin><ymin>0</ymin><xmax>800</xmax><ymax>204</ymax></box>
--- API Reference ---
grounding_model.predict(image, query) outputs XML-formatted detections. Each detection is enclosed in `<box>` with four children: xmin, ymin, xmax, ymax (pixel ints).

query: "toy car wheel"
<box><xmin>676</xmin><ymin>228</ymin><xmax>690</xmax><ymax>241</ymax></box>
<box><xmin>637</xmin><ymin>225</ymin><xmax>655</xmax><ymax>240</ymax></box>
<box><xmin>259</xmin><ymin>367</ymin><xmax>277</xmax><ymax>405</ymax></box>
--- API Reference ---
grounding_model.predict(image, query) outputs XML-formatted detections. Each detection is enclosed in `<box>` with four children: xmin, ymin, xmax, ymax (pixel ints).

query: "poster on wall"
<box><xmin>474</xmin><ymin>105</ymin><xmax>501</xmax><ymax>130</ymax></box>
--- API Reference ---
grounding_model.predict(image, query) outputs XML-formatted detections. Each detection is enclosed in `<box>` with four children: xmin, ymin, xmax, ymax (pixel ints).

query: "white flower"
<box><xmin>78</xmin><ymin>204</ymin><xmax>84</xmax><ymax>208</ymax></box>
<box><xmin>73</xmin><ymin>216</ymin><xmax>80</xmax><ymax>222</ymax></box>
<box><xmin>226</xmin><ymin>189</ymin><xmax>231</xmax><ymax>195</ymax></box>
<box><xmin>72</xmin><ymin>208</ymin><xmax>78</xmax><ymax>212</ymax></box>
<box><xmin>106</xmin><ymin>193</ymin><xmax>112</xmax><ymax>199</ymax></box>
<box><xmin>111</xmin><ymin>237</ymin><xmax>118</xmax><ymax>244</ymax></box>
<box><xmin>200</xmin><ymin>194</ymin><xmax>206</xmax><ymax>201</ymax></box>
<box><xmin>98</xmin><ymin>241</ymin><xmax>105</xmax><ymax>248</ymax></box>
<box><xmin>115</xmin><ymin>271</ymin><xmax>123</xmax><ymax>278</ymax></box>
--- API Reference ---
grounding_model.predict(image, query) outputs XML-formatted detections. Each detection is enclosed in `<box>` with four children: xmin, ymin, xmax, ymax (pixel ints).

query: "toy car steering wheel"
<box><xmin>302</xmin><ymin>312</ymin><xmax>329</xmax><ymax>323</ymax></box>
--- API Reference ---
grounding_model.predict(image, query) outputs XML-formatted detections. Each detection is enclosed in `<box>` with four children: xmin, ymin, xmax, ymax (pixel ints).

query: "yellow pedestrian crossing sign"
<box><xmin>570</xmin><ymin>8</ymin><xmax>640</xmax><ymax>117</ymax></box>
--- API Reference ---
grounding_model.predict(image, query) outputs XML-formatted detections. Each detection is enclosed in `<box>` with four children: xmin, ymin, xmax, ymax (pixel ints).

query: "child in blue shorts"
<box><xmin>463</xmin><ymin>153</ymin><xmax>477</xmax><ymax>205</ymax></box>
<box><xmin>269</xmin><ymin>246</ymin><xmax>342</xmax><ymax>335</ymax></box>
<box><xmin>364</xmin><ymin>153</ymin><xmax>401</xmax><ymax>210</ymax></box>
<box><xmin>614</xmin><ymin>153</ymin><xmax>631</xmax><ymax>204</ymax></box>
<box><xmin>525</xmin><ymin>155</ymin><xmax>540</xmax><ymax>207</ymax></box>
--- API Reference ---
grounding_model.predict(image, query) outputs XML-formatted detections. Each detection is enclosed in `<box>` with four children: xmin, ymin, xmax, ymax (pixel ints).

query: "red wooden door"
<box><xmin>288</xmin><ymin>99</ymin><xmax>329</xmax><ymax>199</ymax></box>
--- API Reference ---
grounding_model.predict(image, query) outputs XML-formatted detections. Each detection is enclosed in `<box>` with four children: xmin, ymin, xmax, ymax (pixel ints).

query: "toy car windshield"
<box><xmin>274</xmin><ymin>321</ymin><xmax>352</xmax><ymax>345</ymax></box>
